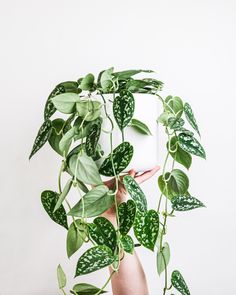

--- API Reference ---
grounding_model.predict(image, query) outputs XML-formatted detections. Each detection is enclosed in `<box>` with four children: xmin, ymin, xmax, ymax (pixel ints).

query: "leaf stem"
<box><xmin>95</xmin><ymin>271</ymin><xmax>115</xmax><ymax>295</ymax></box>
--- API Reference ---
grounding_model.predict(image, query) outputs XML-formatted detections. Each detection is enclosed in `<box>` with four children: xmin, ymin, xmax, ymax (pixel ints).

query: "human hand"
<box><xmin>102</xmin><ymin>166</ymin><xmax>160</xmax><ymax>220</ymax></box>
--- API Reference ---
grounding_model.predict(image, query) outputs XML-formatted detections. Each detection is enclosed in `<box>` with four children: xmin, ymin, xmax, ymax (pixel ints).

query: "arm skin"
<box><xmin>102</xmin><ymin>166</ymin><xmax>160</xmax><ymax>295</ymax></box>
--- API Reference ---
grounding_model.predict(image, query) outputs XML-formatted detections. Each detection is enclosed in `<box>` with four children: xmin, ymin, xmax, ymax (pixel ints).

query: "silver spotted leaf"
<box><xmin>88</xmin><ymin>217</ymin><xmax>117</xmax><ymax>251</ymax></box>
<box><xmin>118</xmin><ymin>200</ymin><xmax>136</xmax><ymax>235</ymax></box>
<box><xmin>184</xmin><ymin>102</ymin><xmax>200</xmax><ymax>136</ymax></box>
<box><xmin>68</xmin><ymin>185</ymin><xmax>114</xmax><ymax>218</ymax></box>
<box><xmin>99</xmin><ymin>142</ymin><xmax>133</xmax><ymax>176</ymax></box>
<box><xmin>71</xmin><ymin>283</ymin><xmax>107</xmax><ymax>295</ymax></box>
<box><xmin>75</xmin><ymin>245</ymin><xmax>114</xmax><ymax>276</ymax></box>
<box><xmin>113</xmin><ymin>90</ymin><xmax>135</xmax><ymax>130</ymax></box>
<box><xmin>44</xmin><ymin>81</ymin><xmax>79</xmax><ymax>120</ymax></box>
<box><xmin>171</xmin><ymin>270</ymin><xmax>190</xmax><ymax>295</ymax></box>
<box><xmin>123</xmin><ymin>175</ymin><xmax>147</xmax><ymax>212</ymax></box>
<box><xmin>41</xmin><ymin>190</ymin><xmax>68</xmax><ymax>229</ymax></box>
<box><xmin>121</xmin><ymin>235</ymin><xmax>134</xmax><ymax>254</ymax></box>
<box><xmin>133</xmin><ymin>210</ymin><xmax>159</xmax><ymax>251</ymax></box>
<box><xmin>178</xmin><ymin>133</ymin><xmax>206</xmax><ymax>159</ymax></box>
<box><xmin>29</xmin><ymin>120</ymin><xmax>52</xmax><ymax>159</ymax></box>
<box><xmin>85</xmin><ymin>118</ymin><xmax>102</xmax><ymax>157</ymax></box>
<box><xmin>171</xmin><ymin>195</ymin><xmax>205</xmax><ymax>211</ymax></box>
<box><xmin>168</xmin><ymin>117</ymin><xmax>185</xmax><ymax>131</ymax></box>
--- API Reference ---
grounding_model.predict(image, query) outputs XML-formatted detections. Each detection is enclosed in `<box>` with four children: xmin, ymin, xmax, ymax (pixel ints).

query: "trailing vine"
<box><xmin>30</xmin><ymin>68</ymin><xmax>206</xmax><ymax>295</ymax></box>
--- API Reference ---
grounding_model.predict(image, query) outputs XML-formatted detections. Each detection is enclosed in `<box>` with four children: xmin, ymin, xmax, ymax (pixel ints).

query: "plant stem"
<box><xmin>95</xmin><ymin>271</ymin><xmax>115</xmax><ymax>295</ymax></box>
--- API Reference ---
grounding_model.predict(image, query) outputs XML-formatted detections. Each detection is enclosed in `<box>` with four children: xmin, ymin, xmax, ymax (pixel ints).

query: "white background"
<box><xmin>0</xmin><ymin>0</ymin><xmax>236</xmax><ymax>294</ymax></box>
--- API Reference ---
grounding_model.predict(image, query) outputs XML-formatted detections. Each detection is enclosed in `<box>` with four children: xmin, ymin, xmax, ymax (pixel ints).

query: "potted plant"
<box><xmin>30</xmin><ymin>68</ymin><xmax>206</xmax><ymax>295</ymax></box>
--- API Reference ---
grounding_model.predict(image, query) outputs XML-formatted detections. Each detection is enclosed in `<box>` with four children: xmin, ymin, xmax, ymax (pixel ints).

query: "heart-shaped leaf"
<box><xmin>157</xmin><ymin>242</ymin><xmax>170</xmax><ymax>275</ymax></box>
<box><xmin>41</xmin><ymin>190</ymin><xmax>68</xmax><ymax>229</ymax></box>
<box><xmin>51</xmin><ymin>93</ymin><xmax>80</xmax><ymax>114</ymax></box>
<box><xmin>99</xmin><ymin>142</ymin><xmax>133</xmax><ymax>176</ymax></box>
<box><xmin>71</xmin><ymin>283</ymin><xmax>107</xmax><ymax>295</ymax></box>
<box><xmin>113</xmin><ymin>90</ymin><xmax>135</xmax><ymax>131</ymax></box>
<box><xmin>171</xmin><ymin>270</ymin><xmax>190</xmax><ymax>295</ymax></box>
<box><xmin>171</xmin><ymin>195</ymin><xmax>205</xmax><ymax>211</ymax></box>
<box><xmin>85</xmin><ymin>118</ymin><xmax>102</xmax><ymax>156</ymax></box>
<box><xmin>44</xmin><ymin>81</ymin><xmax>79</xmax><ymax>120</ymax></box>
<box><xmin>165</xmin><ymin>96</ymin><xmax>183</xmax><ymax>118</ymax></box>
<box><xmin>184</xmin><ymin>102</ymin><xmax>200</xmax><ymax>136</ymax></box>
<box><xmin>133</xmin><ymin>210</ymin><xmax>159</xmax><ymax>251</ymax></box>
<box><xmin>54</xmin><ymin>178</ymin><xmax>73</xmax><ymax>212</ymax></box>
<box><xmin>67</xmin><ymin>220</ymin><xmax>87</xmax><ymax>258</ymax></box>
<box><xmin>123</xmin><ymin>176</ymin><xmax>147</xmax><ymax>212</ymax></box>
<box><xmin>99</xmin><ymin>68</ymin><xmax>115</xmax><ymax>92</ymax></box>
<box><xmin>49</xmin><ymin>119</ymin><xmax>67</xmax><ymax>156</ymax></box>
<box><xmin>76</xmin><ymin>100</ymin><xmax>101</xmax><ymax>121</ymax></box>
<box><xmin>88</xmin><ymin>217</ymin><xmax>117</xmax><ymax>251</ymax></box>
<box><xmin>69</xmin><ymin>153</ymin><xmax>102</xmax><ymax>185</ymax></box>
<box><xmin>168</xmin><ymin>117</ymin><xmax>185</xmax><ymax>130</ymax></box>
<box><xmin>68</xmin><ymin>185</ymin><xmax>114</xmax><ymax>218</ymax></box>
<box><xmin>118</xmin><ymin>200</ymin><xmax>136</xmax><ymax>235</ymax></box>
<box><xmin>75</xmin><ymin>245</ymin><xmax>114</xmax><ymax>276</ymax></box>
<box><xmin>29</xmin><ymin>120</ymin><xmax>52</xmax><ymax>159</ymax></box>
<box><xmin>121</xmin><ymin>235</ymin><xmax>134</xmax><ymax>254</ymax></box>
<box><xmin>129</xmin><ymin>118</ymin><xmax>152</xmax><ymax>135</ymax></box>
<box><xmin>57</xmin><ymin>264</ymin><xmax>66</xmax><ymax>289</ymax></box>
<box><xmin>178</xmin><ymin>133</ymin><xmax>206</xmax><ymax>159</ymax></box>
<box><xmin>80</xmin><ymin>73</ymin><xmax>95</xmax><ymax>91</ymax></box>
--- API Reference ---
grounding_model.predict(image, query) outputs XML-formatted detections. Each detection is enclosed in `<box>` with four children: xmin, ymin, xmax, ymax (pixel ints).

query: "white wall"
<box><xmin>0</xmin><ymin>0</ymin><xmax>235</xmax><ymax>294</ymax></box>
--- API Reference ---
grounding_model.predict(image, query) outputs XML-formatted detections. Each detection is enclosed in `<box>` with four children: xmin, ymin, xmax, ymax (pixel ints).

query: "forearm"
<box><xmin>102</xmin><ymin>213</ymin><xmax>149</xmax><ymax>295</ymax></box>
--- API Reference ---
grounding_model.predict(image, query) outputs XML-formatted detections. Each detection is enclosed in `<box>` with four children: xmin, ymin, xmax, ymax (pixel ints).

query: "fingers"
<box><xmin>134</xmin><ymin>166</ymin><xmax>160</xmax><ymax>184</ymax></box>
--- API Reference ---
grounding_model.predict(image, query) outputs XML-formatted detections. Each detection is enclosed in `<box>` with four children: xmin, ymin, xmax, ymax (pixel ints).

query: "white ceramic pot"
<box><xmin>97</xmin><ymin>93</ymin><xmax>159</xmax><ymax>173</ymax></box>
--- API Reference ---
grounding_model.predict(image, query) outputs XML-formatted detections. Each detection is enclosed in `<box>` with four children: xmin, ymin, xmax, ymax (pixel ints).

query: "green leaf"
<box><xmin>129</xmin><ymin>118</ymin><xmax>152</xmax><ymax>135</ymax></box>
<box><xmin>67</xmin><ymin>220</ymin><xmax>87</xmax><ymax>258</ymax></box>
<box><xmin>51</xmin><ymin>93</ymin><xmax>80</xmax><ymax>114</ymax></box>
<box><xmin>69</xmin><ymin>153</ymin><xmax>102</xmax><ymax>185</ymax></box>
<box><xmin>157</xmin><ymin>112</ymin><xmax>175</xmax><ymax>126</ymax></box>
<box><xmin>71</xmin><ymin>283</ymin><xmax>107</xmax><ymax>295</ymax></box>
<box><xmin>133</xmin><ymin>210</ymin><xmax>159</xmax><ymax>251</ymax></box>
<box><xmin>121</xmin><ymin>235</ymin><xmax>134</xmax><ymax>254</ymax></box>
<box><xmin>59</xmin><ymin>127</ymin><xmax>76</xmax><ymax>154</ymax></box>
<box><xmin>168</xmin><ymin>136</ymin><xmax>192</xmax><ymax>170</ymax></box>
<box><xmin>76</xmin><ymin>100</ymin><xmax>101</xmax><ymax>121</ymax></box>
<box><xmin>171</xmin><ymin>270</ymin><xmax>190</xmax><ymax>295</ymax></box>
<box><xmin>100</xmin><ymin>68</ymin><xmax>115</xmax><ymax>92</ymax></box>
<box><xmin>85</xmin><ymin>118</ymin><xmax>102</xmax><ymax>156</ymax></box>
<box><xmin>184</xmin><ymin>102</ymin><xmax>200</xmax><ymax>136</ymax></box>
<box><xmin>29</xmin><ymin>120</ymin><xmax>52</xmax><ymax>159</ymax></box>
<box><xmin>123</xmin><ymin>175</ymin><xmax>147</xmax><ymax>212</ymax></box>
<box><xmin>118</xmin><ymin>200</ymin><xmax>136</xmax><ymax>235</ymax></box>
<box><xmin>169</xmin><ymin>169</ymin><xmax>189</xmax><ymax>195</ymax></box>
<box><xmin>73</xmin><ymin>117</ymin><xmax>92</xmax><ymax>140</ymax></box>
<box><xmin>54</xmin><ymin>179</ymin><xmax>73</xmax><ymax>212</ymax></box>
<box><xmin>41</xmin><ymin>190</ymin><xmax>68</xmax><ymax>229</ymax></box>
<box><xmin>168</xmin><ymin>117</ymin><xmax>185</xmax><ymax>130</ymax></box>
<box><xmin>44</xmin><ymin>81</ymin><xmax>79</xmax><ymax>120</ymax></box>
<box><xmin>113</xmin><ymin>90</ymin><xmax>135</xmax><ymax>131</ymax></box>
<box><xmin>99</xmin><ymin>142</ymin><xmax>133</xmax><ymax>176</ymax></box>
<box><xmin>165</xmin><ymin>96</ymin><xmax>184</xmax><ymax>118</ymax></box>
<box><xmin>157</xmin><ymin>242</ymin><xmax>170</xmax><ymax>275</ymax></box>
<box><xmin>171</xmin><ymin>195</ymin><xmax>205</xmax><ymax>211</ymax></box>
<box><xmin>113</xmin><ymin>69</ymin><xmax>153</xmax><ymax>79</ymax></box>
<box><xmin>80</xmin><ymin>74</ymin><xmax>95</xmax><ymax>91</ymax></box>
<box><xmin>75</xmin><ymin>245</ymin><xmax>114</xmax><ymax>276</ymax></box>
<box><xmin>49</xmin><ymin>119</ymin><xmax>67</xmax><ymax>156</ymax></box>
<box><xmin>178</xmin><ymin>133</ymin><xmax>206</xmax><ymax>159</ymax></box>
<box><xmin>68</xmin><ymin>185</ymin><xmax>114</xmax><ymax>218</ymax></box>
<box><xmin>89</xmin><ymin>217</ymin><xmax>117</xmax><ymax>251</ymax></box>
<box><xmin>57</xmin><ymin>264</ymin><xmax>66</xmax><ymax>289</ymax></box>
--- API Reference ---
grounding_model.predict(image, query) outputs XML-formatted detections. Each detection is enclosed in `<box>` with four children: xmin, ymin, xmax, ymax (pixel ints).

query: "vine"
<box><xmin>30</xmin><ymin>68</ymin><xmax>206</xmax><ymax>295</ymax></box>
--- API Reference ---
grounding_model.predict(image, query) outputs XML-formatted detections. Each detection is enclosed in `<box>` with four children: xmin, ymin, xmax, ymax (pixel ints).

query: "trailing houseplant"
<box><xmin>30</xmin><ymin>68</ymin><xmax>206</xmax><ymax>295</ymax></box>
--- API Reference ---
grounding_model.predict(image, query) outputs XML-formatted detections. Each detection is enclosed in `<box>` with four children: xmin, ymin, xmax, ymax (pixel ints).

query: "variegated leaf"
<box><xmin>41</xmin><ymin>190</ymin><xmax>68</xmax><ymax>229</ymax></box>
<box><xmin>118</xmin><ymin>200</ymin><xmax>136</xmax><ymax>235</ymax></box>
<box><xmin>184</xmin><ymin>102</ymin><xmax>200</xmax><ymax>136</ymax></box>
<box><xmin>178</xmin><ymin>133</ymin><xmax>206</xmax><ymax>159</ymax></box>
<box><xmin>88</xmin><ymin>217</ymin><xmax>117</xmax><ymax>251</ymax></box>
<box><xmin>133</xmin><ymin>210</ymin><xmax>159</xmax><ymax>251</ymax></box>
<box><xmin>85</xmin><ymin>118</ymin><xmax>102</xmax><ymax>157</ymax></box>
<box><xmin>171</xmin><ymin>270</ymin><xmax>190</xmax><ymax>295</ymax></box>
<box><xmin>121</xmin><ymin>235</ymin><xmax>134</xmax><ymax>254</ymax></box>
<box><xmin>171</xmin><ymin>195</ymin><xmax>205</xmax><ymax>211</ymax></box>
<box><xmin>113</xmin><ymin>90</ymin><xmax>135</xmax><ymax>130</ymax></box>
<box><xmin>29</xmin><ymin>120</ymin><xmax>52</xmax><ymax>159</ymax></box>
<box><xmin>75</xmin><ymin>245</ymin><xmax>114</xmax><ymax>276</ymax></box>
<box><xmin>123</xmin><ymin>175</ymin><xmax>147</xmax><ymax>212</ymax></box>
<box><xmin>99</xmin><ymin>142</ymin><xmax>133</xmax><ymax>176</ymax></box>
<box><xmin>168</xmin><ymin>117</ymin><xmax>185</xmax><ymax>131</ymax></box>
